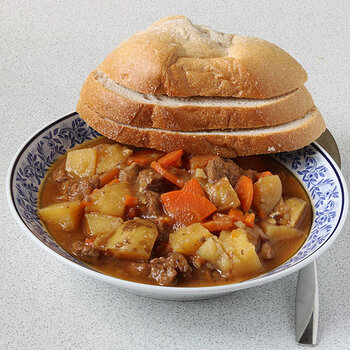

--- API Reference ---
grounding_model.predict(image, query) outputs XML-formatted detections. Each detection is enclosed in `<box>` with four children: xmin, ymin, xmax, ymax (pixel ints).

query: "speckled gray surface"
<box><xmin>1</xmin><ymin>0</ymin><xmax>350</xmax><ymax>349</ymax></box>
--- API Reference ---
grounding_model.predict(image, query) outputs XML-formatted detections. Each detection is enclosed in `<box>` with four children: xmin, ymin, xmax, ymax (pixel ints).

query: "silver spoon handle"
<box><xmin>295</xmin><ymin>260</ymin><xmax>319</xmax><ymax>345</ymax></box>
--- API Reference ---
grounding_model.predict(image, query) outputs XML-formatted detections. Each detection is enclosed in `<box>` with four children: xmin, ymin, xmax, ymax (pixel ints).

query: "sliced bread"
<box><xmin>78</xmin><ymin>70</ymin><xmax>314</xmax><ymax>131</ymax></box>
<box><xmin>77</xmin><ymin>101</ymin><xmax>326</xmax><ymax>158</ymax></box>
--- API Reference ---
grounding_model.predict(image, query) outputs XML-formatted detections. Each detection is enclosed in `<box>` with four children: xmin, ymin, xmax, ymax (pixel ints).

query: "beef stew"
<box><xmin>38</xmin><ymin>137</ymin><xmax>312</xmax><ymax>287</ymax></box>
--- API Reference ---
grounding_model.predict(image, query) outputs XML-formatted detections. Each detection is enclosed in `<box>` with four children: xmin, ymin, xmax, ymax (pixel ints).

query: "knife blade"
<box><xmin>295</xmin><ymin>129</ymin><xmax>341</xmax><ymax>346</ymax></box>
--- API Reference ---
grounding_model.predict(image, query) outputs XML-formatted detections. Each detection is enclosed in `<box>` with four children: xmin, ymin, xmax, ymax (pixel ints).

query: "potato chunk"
<box><xmin>94</xmin><ymin>218</ymin><xmax>158</xmax><ymax>260</ymax></box>
<box><xmin>84</xmin><ymin>213</ymin><xmax>123</xmax><ymax>236</ymax></box>
<box><xmin>169</xmin><ymin>223</ymin><xmax>212</xmax><ymax>256</ymax></box>
<box><xmin>197</xmin><ymin>236</ymin><xmax>234</xmax><ymax>276</ymax></box>
<box><xmin>85</xmin><ymin>182</ymin><xmax>131</xmax><ymax>217</ymax></box>
<box><xmin>38</xmin><ymin>201</ymin><xmax>83</xmax><ymax>231</ymax></box>
<box><xmin>259</xmin><ymin>219</ymin><xmax>302</xmax><ymax>240</ymax></box>
<box><xmin>284</xmin><ymin>198</ymin><xmax>307</xmax><ymax>228</ymax></box>
<box><xmin>253</xmin><ymin>175</ymin><xmax>282</xmax><ymax>216</ymax></box>
<box><xmin>205</xmin><ymin>177</ymin><xmax>240</xmax><ymax>212</ymax></box>
<box><xmin>65</xmin><ymin>148</ymin><xmax>97</xmax><ymax>178</ymax></box>
<box><xmin>220</xmin><ymin>228</ymin><xmax>262</xmax><ymax>276</ymax></box>
<box><xmin>96</xmin><ymin>144</ymin><xmax>133</xmax><ymax>174</ymax></box>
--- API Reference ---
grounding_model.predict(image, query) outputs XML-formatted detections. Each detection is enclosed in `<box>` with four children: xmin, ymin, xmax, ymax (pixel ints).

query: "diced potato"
<box><xmin>197</xmin><ymin>236</ymin><xmax>234</xmax><ymax>275</ymax></box>
<box><xmin>96</xmin><ymin>144</ymin><xmax>133</xmax><ymax>174</ymax></box>
<box><xmin>85</xmin><ymin>182</ymin><xmax>131</xmax><ymax>217</ymax></box>
<box><xmin>38</xmin><ymin>201</ymin><xmax>83</xmax><ymax>231</ymax></box>
<box><xmin>94</xmin><ymin>218</ymin><xmax>158</xmax><ymax>260</ymax></box>
<box><xmin>65</xmin><ymin>148</ymin><xmax>97</xmax><ymax>178</ymax></box>
<box><xmin>84</xmin><ymin>213</ymin><xmax>123</xmax><ymax>236</ymax></box>
<box><xmin>259</xmin><ymin>220</ymin><xmax>302</xmax><ymax>240</ymax></box>
<box><xmin>284</xmin><ymin>198</ymin><xmax>307</xmax><ymax>228</ymax></box>
<box><xmin>220</xmin><ymin>228</ymin><xmax>262</xmax><ymax>276</ymax></box>
<box><xmin>169</xmin><ymin>223</ymin><xmax>212</xmax><ymax>256</ymax></box>
<box><xmin>205</xmin><ymin>177</ymin><xmax>240</xmax><ymax>212</ymax></box>
<box><xmin>253</xmin><ymin>175</ymin><xmax>282</xmax><ymax>216</ymax></box>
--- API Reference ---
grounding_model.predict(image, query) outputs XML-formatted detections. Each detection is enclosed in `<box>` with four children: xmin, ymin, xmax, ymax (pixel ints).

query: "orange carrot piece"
<box><xmin>106</xmin><ymin>178</ymin><xmax>120</xmax><ymax>186</ymax></box>
<box><xmin>157</xmin><ymin>149</ymin><xmax>183</xmax><ymax>168</ymax></box>
<box><xmin>125</xmin><ymin>195</ymin><xmax>138</xmax><ymax>207</ymax></box>
<box><xmin>161</xmin><ymin>190</ymin><xmax>217</xmax><ymax>226</ymax></box>
<box><xmin>128</xmin><ymin>149</ymin><xmax>164</xmax><ymax>166</ymax></box>
<box><xmin>244</xmin><ymin>212</ymin><xmax>255</xmax><ymax>228</ymax></box>
<box><xmin>201</xmin><ymin>217</ymin><xmax>235</xmax><ymax>232</ymax></box>
<box><xmin>256</xmin><ymin>171</ymin><xmax>273</xmax><ymax>180</ymax></box>
<box><xmin>182</xmin><ymin>177</ymin><xmax>205</xmax><ymax>196</ymax></box>
<box><xmin>228</xmin><ymin>208</ymin><xmax>245</xmax><ymax>222</ymax></box>
<box><xmin>235</xmin><ymin>175</ymin><xmax>253</xmax><ymax>212</ymax></box>
<box><xmin>99</xmin><ymin>168</ymin><xmax>119</xmax><ymax>187</ymax></box>
<box><xmin>189</xmin><ymin>155</ymin><xmax>218</xmax><ymax>170</ymax></box>
<box><xmin>151</xmin><ymin>161</ymin><xmax>185</xmax><ymax>187</ymax></box>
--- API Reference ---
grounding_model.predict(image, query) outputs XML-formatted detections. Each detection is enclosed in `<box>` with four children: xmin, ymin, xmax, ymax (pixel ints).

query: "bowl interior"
<box><xmin>7</xmin><ymin>113</ymin><xmax>348</xmax><ymax>291</ymax></box>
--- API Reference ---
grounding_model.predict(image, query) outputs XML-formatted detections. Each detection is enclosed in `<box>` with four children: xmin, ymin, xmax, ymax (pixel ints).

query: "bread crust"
<box><xmin>78</xmin><ymin>71</ymin><xmax>314</xmax><ymax>131</ymax></box>
<box><xmin>98</xmin><ymin>16</ymin><xmax>307</xmax><ymax>98</ymax></box>
<box><xmin>77</xmin><ymin>101</ymin><xmax>326</xmax><ymax>158</ymax></box>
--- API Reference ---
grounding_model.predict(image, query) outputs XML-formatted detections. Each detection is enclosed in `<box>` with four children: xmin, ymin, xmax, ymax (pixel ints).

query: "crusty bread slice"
<box><xmin>99</xmin><ymin>16</ymin><xmax>307</xmax><ymax>98</ymax></box>
<box><xmin>77</xmin><ymin>101</ymin><xmax>326</xmax><ymax>158</ymax></box>
<box><xmin>78</xmin><ymin>70</ymin><xmax>314</xmax><ymax>131</ymax></box>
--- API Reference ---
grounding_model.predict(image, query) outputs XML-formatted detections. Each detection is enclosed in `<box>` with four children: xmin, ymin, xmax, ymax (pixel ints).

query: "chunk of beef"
<box><xmin>167</xmin><ymin>252</ymin><xmax>192</xmax><ymax>277</ymax></box>
<box><xmin>118</xmin><ymin>163</ymin><xmax>141</xmax><ymax>184</ymax></box>
<box><xmin>150</xmin><ymin>258</ymin><xmax>177</xmax><ymax>286</ymax></box>
<box><xmin>71</xmin><ymin>241</ymin><xmax>102</xmax><ymax>263</ymax></box>
<box><xmin>52</xmin><ymin>169</ymin><xmax>68</xmax><ymax>183</ymax></box>
<box><xmin>137</xmin><ymin>190</ymin><xmax>172</xmax><ymax>240</ymax></box>
<box><xmin>145</xmin><ymin>191</ymin><xmax>163</xmax><ymax>217</ymax></box>
<box><xmin>259</xmin><ymin>241</ymin><xmax>275</xmax><ymax>260</ymax></box>
<box><xmin>58</xmin><ymin>175</ymin><xmax>100</xmax><ymax>201</ymax></box>
<box><xmin>155</xmin><ymin>216</ymin><xmax>174</xmax><ymax>242</ymax></box>
<box><xmin>205</xmin><ymin>158</ymin><xmax>241</xmax><ymax>187</ymax></box>
<box><xmin>150</xmin><ymin>252</ymin><xmax>192</xmax><ymax>286</ymax></box>
<box><xmin>136</xmin><ymin>169</ymin><xmax>165</xmax><ymax>192</ymax></box>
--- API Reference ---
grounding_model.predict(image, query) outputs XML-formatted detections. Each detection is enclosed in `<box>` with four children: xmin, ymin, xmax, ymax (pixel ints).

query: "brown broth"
<box><xmin>39</xmin><ymin>137</ymin><xmax>312</xmax><ymax>287</ymax></box>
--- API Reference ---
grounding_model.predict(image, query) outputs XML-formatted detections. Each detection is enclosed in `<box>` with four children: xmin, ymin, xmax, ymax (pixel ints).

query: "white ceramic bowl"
<box><xmin>6</xmin><ymin>113</ymin><xmax>349</xmax><ymax>300</ymax></box>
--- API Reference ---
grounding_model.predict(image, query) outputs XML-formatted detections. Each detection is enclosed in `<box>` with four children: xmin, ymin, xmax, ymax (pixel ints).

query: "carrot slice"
<box><xmin>99</xmin><ymin>168</ymin><xmax>119</xmax><ymax>187</ymax></box>
<box><xmin>235</xmin><ymin>175</ymin><xmax>253</xmax><ymax>212</ymax></box>
<box><xmin>128</xmin><ymin>149</ymin><xmax>164</xmax><ymax>166</ymax></box>
<box><xmin>244</xmin><ymin>212</ymin><xmax>255</xmax><ymax>228</ymax></box>
<box><xmin>151</xmin><ymin>161</ymin><xmax>185</xmax><ymax>187</ymax></box>
<box><xmin>189</xmin><ymin>155</ymin><xmax>218</xmax><ymax>170</ymax></box>
<box><xmin>229</xmin><ymin>208</ymin><xmax>256</xmax><ymax>227</ymax></box>
<box><xmin>182</xmin><ymin>177</ymin><xmax>205</xmax><ymax>196</ymax></box>
<box><xmin>228</xmin><ymin>208</ymin><xmax>245</xmax><ymax>222</ymax></box>
<box><xmin>161</xmin><ymin>190</ymin><xmax>216</xmax><ymax>226</ymax></box>
<box><xmin>157</xmin><ymin>149</ymin><xmax>183</xmax><ymax>168</ymax></box>
<box><xmin>256</xmin><ymin>171</ymin><xmax>273</xmax><ymax>180</ymax></box>
<box><xmin>125</xmin><ymin>195</ymin><xmax>138</xmax><ymax>207</ymax></box>
<box><xmin>201</xmin><ymin>216</ymin><xmax>235</xmax><ymax>232</ymax></box>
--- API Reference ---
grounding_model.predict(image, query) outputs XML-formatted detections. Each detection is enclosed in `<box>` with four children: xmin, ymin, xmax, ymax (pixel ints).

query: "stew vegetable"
<box><xmin>38</xmin><ymin>138</ymin><xmax>311</xmax><ymax>286</ymax></box>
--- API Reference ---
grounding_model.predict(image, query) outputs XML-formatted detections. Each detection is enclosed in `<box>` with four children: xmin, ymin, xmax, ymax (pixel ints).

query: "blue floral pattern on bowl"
<box><xmin>8</xmin><ymin>113</ymin><xmax>347</xmax><ymax>281</ymax></box>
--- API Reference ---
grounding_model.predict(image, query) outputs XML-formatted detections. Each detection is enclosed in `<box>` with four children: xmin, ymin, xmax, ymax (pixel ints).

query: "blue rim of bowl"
<box><xmin>6</xmin><ymin>113</ymin><xmax>349</xmax><ymax>296</ymax></box>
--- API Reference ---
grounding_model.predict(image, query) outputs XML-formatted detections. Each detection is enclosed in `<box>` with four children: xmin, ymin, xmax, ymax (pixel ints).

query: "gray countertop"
<box><xmin>1</xmin><ymin>1</ymin><xmax>350</xmax><ymax>349</ymax></box>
